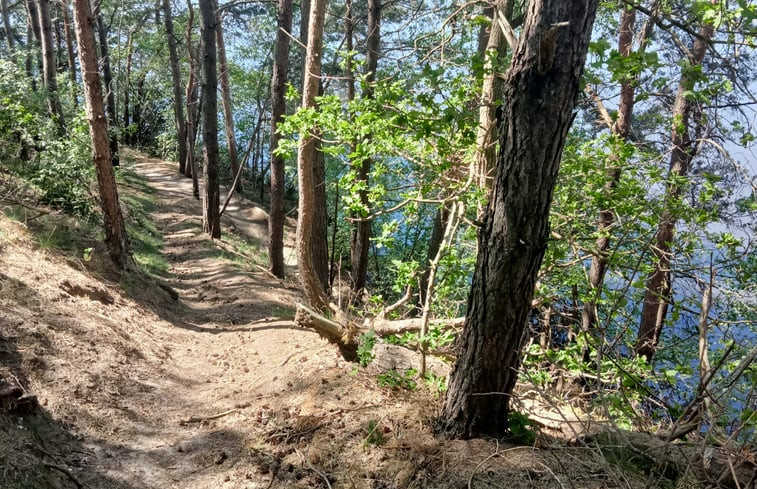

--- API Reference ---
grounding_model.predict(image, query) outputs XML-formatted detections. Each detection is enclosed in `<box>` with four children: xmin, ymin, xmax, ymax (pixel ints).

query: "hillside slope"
<box><xmin>0</xmin><ymin>151</ymin><xmax>729</xmax><ymax>488</ymax></box>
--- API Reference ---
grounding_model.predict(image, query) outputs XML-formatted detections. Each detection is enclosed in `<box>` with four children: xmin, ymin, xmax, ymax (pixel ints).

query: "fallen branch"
<box><xmin>295</xmin><ymin>303</ymin><xmax>451</xmax><ymax>375</ymax></box>
<box><xmin>582</xmin><ymin>429</ymin><xmax>756</xmax><ymax>488</ymax></box>
<box><xmin>179</xmin><ymin>408</ymin><xmax>237</xmax><ymax>426</ymax></box>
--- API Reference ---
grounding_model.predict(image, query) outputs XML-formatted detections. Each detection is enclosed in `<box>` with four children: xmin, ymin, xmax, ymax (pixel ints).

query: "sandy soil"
<box><xmin>0</xmin><ymin>152</ymin><xmax>658</xmax><ymax>488</ymax></box>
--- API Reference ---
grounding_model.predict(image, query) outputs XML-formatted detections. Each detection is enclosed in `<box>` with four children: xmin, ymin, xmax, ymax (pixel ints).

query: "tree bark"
<box><xmin>581</xmin><ymin>5</ymin><xmax>641</xmax><ymax>336</ymax></box>
<box><xmin>60</xmin><ymin>0</ymin><xmax>77</xmax><ymax>102</ymax></box>
<box><xmin>71</xmin><ymin>0</ymin><xmax>128</xmax><ymax>269</ymax></box>
<box><xmin>1</xmin><ymin>0</ymin><xmax>13</xmax><ymax>51</ymax></box>
<box><xmin>122</xmin><ymin>30</ymin><xmax>133</xmax><ymax>132</ymax></box>
<box><xmin>268</xmin><ymin>0</ymin><xmax>292</xmax><ymax>278</ymax></box>
<box><xmin>199</xmin><ymin>0</ymin><xmax>220</xmax><ymax>238</ymax></box>
<box><xmin>296</xmin><ymin>0</ymin><xmax>328</xmax><ymax>311</ymax></box>
<box><xmin>439</xmin><ymin>0</ymin><xmax>599</xmax><ymax>439</ymax></box>
<box><xmin>472</xmin><ymin>0</ymin><xmax>515</xmax><ymax>201</ymax></box>
<box><xmin>183</xmin><ymin>0</ymin><xmax>198</xmax><ymax>195</ymax></box>
<box><xmin>25</xmin><ymin>0</ymin><xmax>41</xmax><ymax>82</ymax></box>
<box><xmin>636</xmin><ymin>23</ymin><xmax>714</xmax><ymax>362</ymax></box>
<box><xmin>161</xmin><ymin>0</ymin><xmax>187</xmax><ymax>175</ymax></box>
<box><xmin>349</xmin><ymin>0</ymin><xmax>380</xmax><ymax>295</ymax></box>
<box><xmin>37</xmin><ymin>0</ymin><xmax>65</xmax><ymax>133</ymax></box>
<box><xmin>214</xmin><ymin>4</ymin><xmax>240</xmax><ymax>191</ymax></box>
<box><xmin>94</xmin><ymin>5</ymin><xmax>118</xmax><ymax>165</ymax></box>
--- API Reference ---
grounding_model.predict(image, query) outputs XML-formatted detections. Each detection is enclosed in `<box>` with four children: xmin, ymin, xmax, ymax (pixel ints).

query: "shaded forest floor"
<box><xmin>0</xmin><ymin>150</ymin><xmax>731</xmax><ymax>488</ymax></box>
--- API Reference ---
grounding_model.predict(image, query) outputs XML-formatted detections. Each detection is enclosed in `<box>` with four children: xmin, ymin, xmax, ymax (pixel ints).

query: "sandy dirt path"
<box><xmin>80</xmin><ymin>154</ymin><xmax>351</xmax><ymax>488</ymax></box>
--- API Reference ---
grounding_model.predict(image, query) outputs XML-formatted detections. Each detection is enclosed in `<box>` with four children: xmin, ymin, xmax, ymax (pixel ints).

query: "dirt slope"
<box><xmin>0</xmin><ymin>152</ymin><xmax>656</xmax><ymax>489</ymax></box>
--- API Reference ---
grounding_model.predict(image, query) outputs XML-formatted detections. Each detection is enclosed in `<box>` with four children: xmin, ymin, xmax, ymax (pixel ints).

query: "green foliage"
<box><xmin>377</xmin><ymin>369</ymin><xmax>418</xmax><ymax>391</ymax></box>
<box><xmin>28</xmin><ymin>117</ymin><xmax>95</xmax><ymax>218</ymax></box>
<box><xmin>363</xmin><ymin>419</ymin><xmax>385</xmax><ymax>447</ymax></box>
<box><xmin>507</xmin><ymin>411</ymin><xmax>538</xmax><ymax>445</ymax></box>
<box><xmin>357</xmin><ymin>330</ymin><xmax>377</xmax><ymax>367</ymax></box>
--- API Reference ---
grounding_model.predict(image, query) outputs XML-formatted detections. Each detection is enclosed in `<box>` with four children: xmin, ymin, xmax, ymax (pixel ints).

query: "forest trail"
<box><xmin>0</xmin><ymin>151</ymin><xmax>661</xmax><ymax>489</ymax></box>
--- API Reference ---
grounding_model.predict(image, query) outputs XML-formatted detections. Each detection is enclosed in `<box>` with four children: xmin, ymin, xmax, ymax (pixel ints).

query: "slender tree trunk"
<box><xmin>94</xmin><ymin>6</ymin><xmax>118</xmax><ymax>165</ymax></box>
<box><xmin>53</xmin><ymin>3</ymin><xmax>63</xmax><ymax>70</ymax></box>
<box><xmin>71</xmin><ymin>0</ymin><xmax>128</xmax><ymax>269</ymax></box>
<box><xmin>60</xmin><ymin>0</ymin><xmax>77</xmax><ymax>102</ymax></box>
<box><xmin>349</xmin><ymin>0</ymin><xmax>380</xmax><ymax>295</ymax></box>
<box><xmin>162</xmin><ymin>0</ymin><xmax>187</xmax><ymax>175</ymax></box>
<box><xmin>296</xmin><ymin>0</ymin><xmax>328</xmax><ymax>311</ymax></box>
<box><xmin>122</xmin><ymin>30</ymin><xmax>133</xmax><ymax>131</ymax></box>
<box><xmin>37</xmin><ymin>0</ymin><xmax>65</xmax><ymax>133</ymax></box>
<box><xmin>1</xmin><ymin>0</ymin><xmax>13</xmax><ymax>51</ymax></box>
<box><xmin>581</xmin><ymin>6</ymin><xmax>642</xmax><ymax>337</ymax></box>
<box><xmin>472</xmin><ymin>0</ymin><xmax>515</xmax><ymax>200</ymax></box>
<box><xmin>214</xmin><ymin>4</ymin><xmax>240</xmax><ymax>191</ymax></box>
<box><xmin>636</xmin><ymin>23</ymin><xmax>714</xmax><ymax>362</ymax></box>
<box><xmin>183</xmin><ymin>0</ymin><xmax>197</xmax><ymax>189</ymax></box>
<box><xmin>25</xmin><ymin>23</ymin><xmax>36</xmax><ymax>90</ymax></box>
<box><xmin>299</xmin><ymin>0</ymin><xmax>309</xmax><ymax>78</ymax></box>
<box><xmin>439</xmin><ymin>0</ymin><xmax>599</xmax><ymax>439</ymax></box>
<box><xmin>199</xmin><ymin>0</ymin><xmax>220</xmax><ymax>238</ymax></box>
<box><xmin>419</xmin><ymin>204</ymin><xmax>450</xmax><ymax>308</ymax></box>
<box><xmin>25</xmin><ymin>0</ymin><xmax>42</xmax><ymax>80</ymax></box>
<box><xmin>268</xmin><ymin>0</ymin><xmax>292</xmax><ymax>278</ymax></box>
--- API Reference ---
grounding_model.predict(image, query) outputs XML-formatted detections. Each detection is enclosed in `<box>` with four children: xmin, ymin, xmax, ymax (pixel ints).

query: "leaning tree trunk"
<box><xmin>349</xmin><ymin>0</ymin><xmax>380</xmax><ymax>295</ymax></box>
<box><xmin>71</xmin><ymin>0</ymin><xmax>128</xmax><ymax>269</ymax></box>
<box><xmin>636</xmin><ymin>22</ymin><xmax>714</xmax><ymax>362</ymax></box>
<box><xmin>295</xmin><ymin>0</ymin><xmax>328</xmax><ymax>311</ymax></box>
<box><xmin>37</xmin><ymin>0</ymin><xmax>65</xmax><ymax>133</ymax></box>
<box><xmin>439</xmin><ymin>0</ymin><xmax>599</xmax><ymax>439</ymax></box>
<box><xmin>94</xmin><ymin>6</ymin><xmax>118</xmax><ymax>166</ymax></box>
<box><xmin>199</xmin><ymin>0</ymin><xmax>220</xmax><ymax>238</ymax></box>
<box><xmin>214</xmin><ymin>4</ymin><xmax>241</xmax><ymax>192</ymax></box>
<box><xmin>268</xmin><ymin>0</ymin><xmax>292</xmax><ymax>278</ymax></box>
<box><xmin>162</xmin><ymin>0</ymin><xmax>187</xmax><ymax>175</ymax></box>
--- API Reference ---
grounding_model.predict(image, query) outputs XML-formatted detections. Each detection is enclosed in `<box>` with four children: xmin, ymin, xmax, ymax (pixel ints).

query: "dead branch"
<box><xmin>582</xmin><ymin>429</ymin><xmax>756</xmax><ymax>488</ymax></box>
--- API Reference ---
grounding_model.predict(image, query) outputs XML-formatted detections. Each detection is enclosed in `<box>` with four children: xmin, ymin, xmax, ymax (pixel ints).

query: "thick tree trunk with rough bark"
<box><xmin>349</xmin><ymin>0</ymin><xmax>380</xmax><ymax>295</ymax></box>
<box><xmin>214</xmin><ymin>5</ymin><xmax>240</xmax><ymax>191</ymax></box>
<box><xmin>268</xmin><ymin>0</ymin><xmax>292</xmax><ymax>279</ymax></box>
<box><xmin>94</xmin><ymin>7</ymin><xmax>118</xmax><ymax>165</ymax></box>
<box><xmin>439</xmin><ymin>0</ymin><xmax>599</xmax><ymax>439</ymax></box>
<box><xmin>71</xmin><ymin>0</ymin><xmax>128</xmax><ymax>269</ymax></box>
<box><xmin>296</xmin><ymin>0</ymin><xmax>328</xmax><ymax>311</ymax></box>
<box><xmin>162</xmin><ymin>0</ymin><xmax>187</xmax><ymax>175</ymax></box>
<box><xmin>37</xmin><ymin>0</ymin><xmax>65</xmax><ymax>133</ymax></box>
<box><xmin>636</xmin><ymin>23</ymin><xmax>713</xmax><ymax>362</ymax></box>
<box><xmin>199</xmin><ymin>0</ymin><xmax>220</xmax><ymax>238</ymax></box>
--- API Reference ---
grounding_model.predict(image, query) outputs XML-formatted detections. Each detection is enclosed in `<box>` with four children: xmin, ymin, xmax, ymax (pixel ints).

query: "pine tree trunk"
<box><xmin>94</xmin><ymin>7</ymin><xmax>118</xmax><ymax>166</ymax></box>
<box><xmin>581</xmin><ymin>6</ymin><xmax>639</xmax><ymax>335</ymax></box>
<box><xmin>71</xmin><ymin>0</ymin><xmax>128</xmax><ymax>269</ymax></box>
<box><xmin>636</xmin><ymin>24</ymin><xmax>713</xmax><ymax>362</ymax></box>
<box><xmin>439</xmin><ymin>0</ymin><xmax>599</xmax><ymax>439</ymax></box>
<box><xmin>1</xmin><ymin>0</ymin><xmax>13</xmax><ymax>51</ymax></box>
<box><xmin>268</xmin><ymin>0</ymin><xmax>292</xmax><ymax>278</ymax></box>
<box><xmin>60</xmin><ymin>0</ymin><xmax>77</xmax><ymax>103</ymax></box>
<box><xmin>199</xmin><ymin>0</ymin><xmax>220</xmax><ymax>238</ymax></box>
<box><xmin>161</xmin><ymin>0</ymin><xmax>187</xmax><ymax>175</ymax></box>
<box><xmin>37</xmin><ymin>0</ymin><xmax>65</xmax><ymax>133</ymax></box>
<box><xmin>472</xmin><ymin>0</ymin><xmax>513</xmax><ymax>201</ymax></box>
<box><xmin>25</xmin><ymin>0</ymin><xmax>42</xmax><ymax>85</ymax></box>
<box><xmin>296</xmin><ymin>0</ymin><xmax>328</xmax><ymax>311</ymax></box>
<box><xmin>214</xmin><ymin>5</ymin><xmax>240</xmax><ymax>191</ymax></box>
<box><xmin>349</xmin><ymin>0</ymin><xmax>380</xmax><ymax>295</ymax></box>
